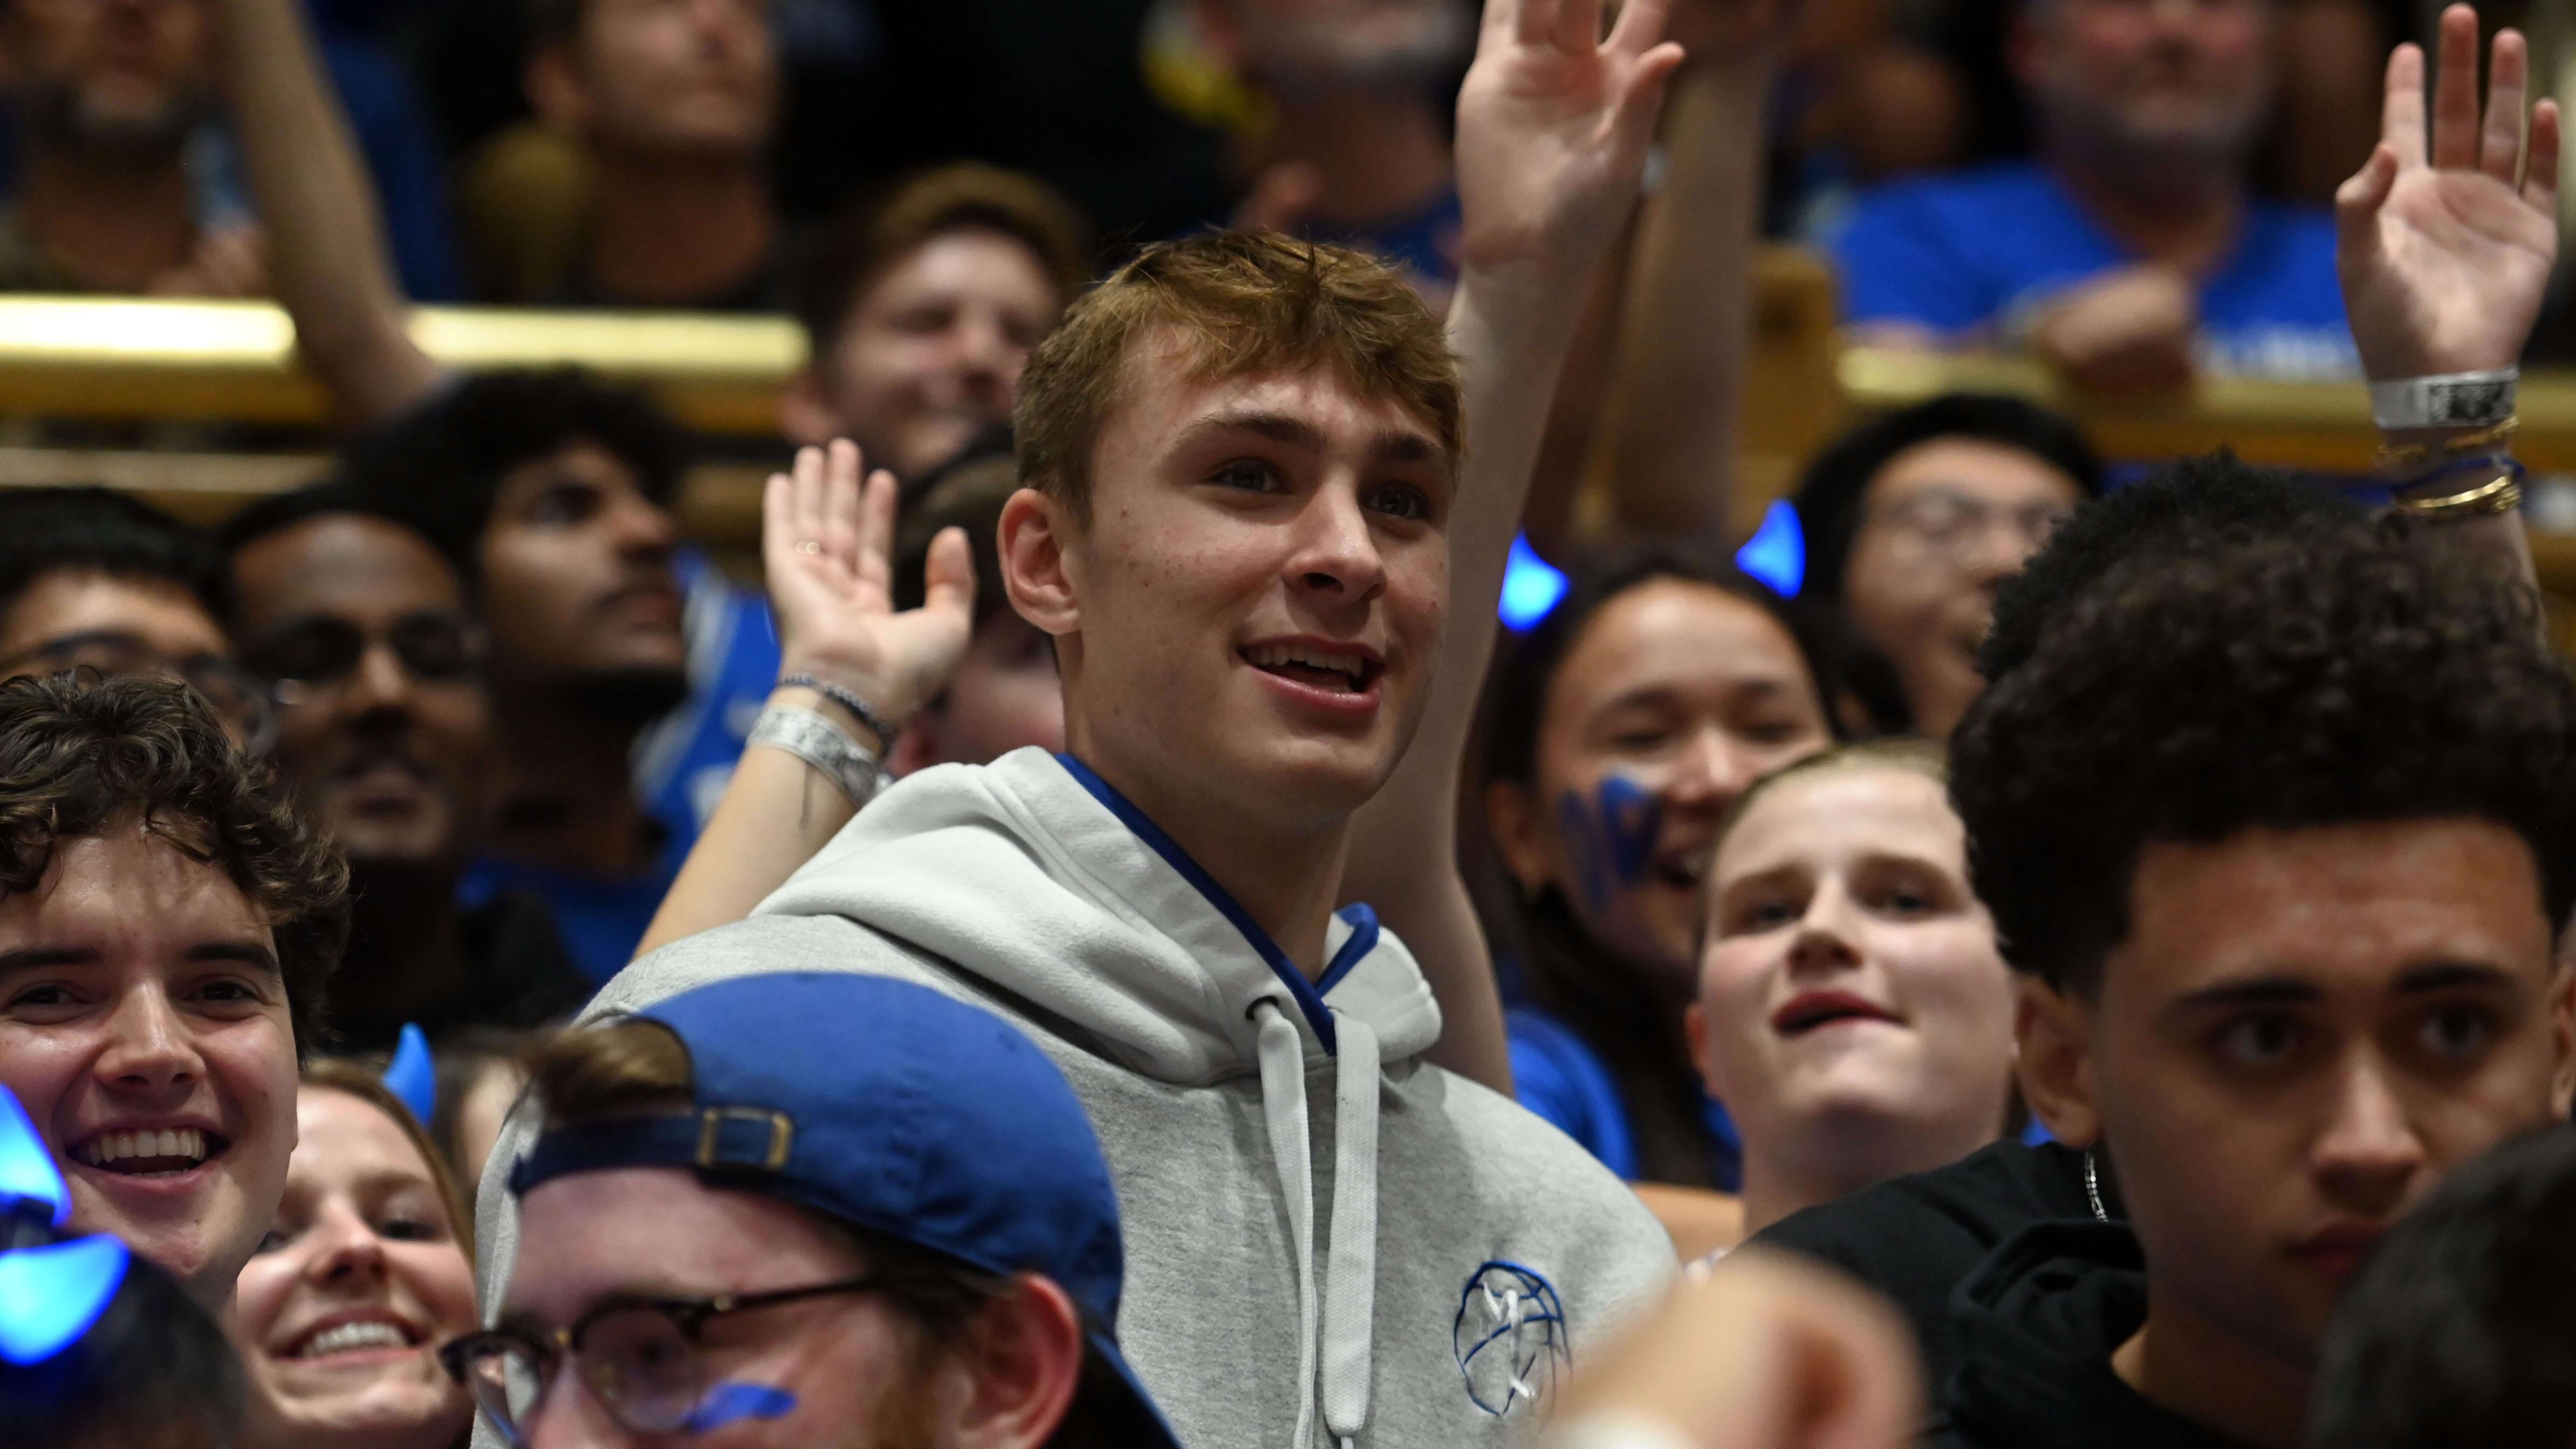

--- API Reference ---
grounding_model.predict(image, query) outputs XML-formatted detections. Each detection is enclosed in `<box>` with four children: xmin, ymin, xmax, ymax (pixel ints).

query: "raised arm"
<box><xmin>2337</xmin><ymin>3</ymin><xmax>2557</xmax><ymax>594</ymax></box>
<box><xmin>213</xmin><ymin>0</ymin><xmax>444</xmax><ymax>430</ymax></box>
<box><xmin>636</xmin><ymin>440</ymin><xmax>974</xmax><ymax>957</ymax></box>
<box><xmin>1340</xmin><ymin>0</ymin><xmax>1684</xmax><ymax>1092</ymax></box>
<box><xmin>1597</xmin><ymin>4</ymin><xmax>1793</xmax><ymax>537</ymax></box>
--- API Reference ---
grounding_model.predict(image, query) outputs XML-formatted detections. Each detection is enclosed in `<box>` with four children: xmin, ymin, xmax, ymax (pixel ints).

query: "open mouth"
<box><xmin>286</xmin><ymin>1314</ymin><xmax>423</xmax><ymax>1361</ymax></box>
<box><xmin>73</xmin><ymin>1126</ymin><xmax>223</xmax><ymax>1178</ymax></box>
<box><xmin>1771</xmin><ymin>993</ymin><xmax>1900</xmax><ymax>1036</ymax></box>
<box><xmin>1243</xmin><ymin>643</ymin><xmax>1382</xmax><ymax>696</ymax></box>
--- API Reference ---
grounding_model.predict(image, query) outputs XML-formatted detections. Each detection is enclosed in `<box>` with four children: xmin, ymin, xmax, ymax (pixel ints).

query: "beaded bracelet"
<box><xmin>779</xmin><ymin>673</ymin><xmax>902</xmax><ymax>751</ymax></box>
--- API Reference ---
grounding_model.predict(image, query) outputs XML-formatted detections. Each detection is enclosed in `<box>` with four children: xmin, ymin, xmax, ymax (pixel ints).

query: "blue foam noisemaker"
<box><xmin>0</xmin><ymin>1084</ymin><xmax>131</xmax><ymax>1365</ymax></box>
<box><xmin>1499</xmin><ymin>534</ymin><xmax>1569</xmax><ymax>631</ymax></box>
<box><xmin>383</xmin><ymin>1022</ymin><xmax>437</xmax><ymax>1127</ymax></box>
<box><xmin>1735</xmin><ymin>499</ymin><xmax>1806</xmax><ymax>598</ymax></box>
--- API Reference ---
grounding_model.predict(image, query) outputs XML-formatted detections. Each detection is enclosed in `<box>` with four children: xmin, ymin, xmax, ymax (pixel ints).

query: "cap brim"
<box><xmin>1083</xmin><ymin>1328</ymin><xmax>1187</xmax><ymax>1449</ymax></box>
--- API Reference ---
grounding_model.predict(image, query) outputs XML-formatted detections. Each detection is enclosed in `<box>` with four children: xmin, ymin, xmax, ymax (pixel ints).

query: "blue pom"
<box><xmin>0</xmin><ymin>1085</ymin><xmax>67</xmax><ymax>1226</ymax></box>
<box><xmin>383</xmin><ymin>1024</ymin><xmax>437</xmax><ymax>1128</ymax></box>
<box><xmin>1735</xmin><ymin>500</ymin><xmax>1806</xmax><ymax>598</ymax></box>
<box><xmin>0</xmin><ymin>1233</ymin><xmax>127</xmax><ymax>1365</ymax></box>
<box><xmin>1499</xmin><ymin>535</ymin><xmax>1569</xmax><ymax>631</ymax></box>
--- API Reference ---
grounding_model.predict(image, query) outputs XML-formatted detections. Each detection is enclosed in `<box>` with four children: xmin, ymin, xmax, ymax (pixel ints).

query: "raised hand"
<box><xmin>763</xmin><ymin>439</ymin><xmax>974</xmax><ymax>735</ymax></box>
<box><xmin>2337</xmin><ymin>3</ymin><xmax>2560</xmax><ymax>380</ymax></box>
<box><xmin>1453</xmin><ymin>0</ymin><xmax>1687</xmax><ymax>278</ymax></box>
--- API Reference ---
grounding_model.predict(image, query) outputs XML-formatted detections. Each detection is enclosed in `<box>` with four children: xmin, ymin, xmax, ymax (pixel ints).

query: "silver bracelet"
<box><xmin>778</xmin><ymin>673</ymin><xmax>901</xmax><ymax>751</ymax></box>
<box><xmin>2370</xmin><ymin>368</ymin><xmax>2516</xmax><ymax>430</ymax></box>
<box><xmin>746</xmin><ymin>705</ymin><xmax>888</xmax><ymax>809</ymax></box>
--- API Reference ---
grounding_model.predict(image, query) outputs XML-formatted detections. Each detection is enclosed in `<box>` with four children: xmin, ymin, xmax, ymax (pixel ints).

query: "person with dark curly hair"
<box><xmin>0</xmin><ymin>673</ymin><xmax>347</xmax><ymax>1312</ymax></box>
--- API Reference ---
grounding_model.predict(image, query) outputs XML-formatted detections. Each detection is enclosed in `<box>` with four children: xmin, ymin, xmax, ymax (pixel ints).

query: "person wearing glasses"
<box><xmin>452</xmin><ymin>971</ymin><xmax>1181</xmax><ymax>1449</ymax></box>
<box><xmin>0</xmin><ymin>487</ymin><xmax>277</xmax><ymax>752</ymax></box>
<box><xmin>223</xmin><ymin>484</ymin><xmax>590</xmax><ymax>1056</ymax></box>
<box><xmin>1788</xmin><ymin>395</ymin><xmax>2102</xmax><ymax>740</ymax></box>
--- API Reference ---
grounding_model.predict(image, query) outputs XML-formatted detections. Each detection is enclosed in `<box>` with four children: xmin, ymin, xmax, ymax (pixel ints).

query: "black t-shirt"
<box><xmin>328</xmin><ymin>891</ymin><xmax>592</xmax><ymax>1055</ymax></box>
<box><xmin>1750</xmin><ymin>1140</ymin><xmax>2121</xmax><ymax>1392</ymax></box>
<box><xmin>1932</xmin><ymin>1220</ymin><xmax>2253</xmax><ymax>1449</ymax></box>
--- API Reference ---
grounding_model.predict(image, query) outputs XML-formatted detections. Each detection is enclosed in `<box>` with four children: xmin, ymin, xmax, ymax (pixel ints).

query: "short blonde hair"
<box><xmin>1013</xmin><ymin>230</ymin><xmax>1461</xmax><ymax>519</ymax></box>
<box><xmin>1715</xmin><ymin>737</ymin><xmax>1950</xmax><ymax>858</ymax></box>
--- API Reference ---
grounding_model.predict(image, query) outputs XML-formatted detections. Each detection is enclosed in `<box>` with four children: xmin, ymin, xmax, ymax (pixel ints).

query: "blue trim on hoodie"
<box><xmin>1056</xmin><ymin>754</ymin><xmax>1375</xmax><ymax>1054</ymax></box>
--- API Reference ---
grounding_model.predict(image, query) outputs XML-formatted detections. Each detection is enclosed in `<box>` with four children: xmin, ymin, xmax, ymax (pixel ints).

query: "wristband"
<box><xmin>1542</xmin><ymin>1410</ymin><xmax>1698</xmax><ymax>1449</ymax></box>
<box><xmin>779</xmin><ymin>673</ymin><xmax>901</xmax><ymax>751</ymax></box>
<box><xmin>2369</xmin><ymin>368</ymin><xmax>2516</xmax><ymax>430</ymax></box>
<box><xmin>746</xmin><ymin>705</ymin><xmax>888</xmax><ymax>809</ymax></box>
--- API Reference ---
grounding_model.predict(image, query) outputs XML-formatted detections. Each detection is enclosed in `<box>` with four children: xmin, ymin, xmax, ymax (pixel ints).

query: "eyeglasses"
<box><xmin>1866</xmin><ymin>489</ymin><xmax>2075</xmax><ymax>562</ymax></box>
<box><xmin>236</xmin><ymin>613</ymin><xmax>487</xmax><ymax>705</ymax></box>
<box><xmin>439</xmin><ymin>1277</ymin><xmax>885</xmax><ymax>1445</ymax></box>
<box><xmin>0</xmin><ymin>631</ymin><xmax>276</xmax><ymax>754</ymax></box>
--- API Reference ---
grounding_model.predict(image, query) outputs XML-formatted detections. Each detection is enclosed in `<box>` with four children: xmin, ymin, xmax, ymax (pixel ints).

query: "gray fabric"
<box><xmin>475</xmin><ymin>749</ymin><xmax>1673</xmax><ymax>1448</ymax></box>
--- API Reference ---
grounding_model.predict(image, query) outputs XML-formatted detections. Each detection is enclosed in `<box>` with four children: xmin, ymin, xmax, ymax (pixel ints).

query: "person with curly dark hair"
<box><xmin>0</xmin><ymin>672</ymin><xmax>347</xmax><ymax>1311</ymax></box>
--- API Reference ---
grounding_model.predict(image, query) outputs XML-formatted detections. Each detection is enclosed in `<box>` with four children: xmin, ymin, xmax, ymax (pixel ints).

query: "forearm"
<box><xmin>2379</xmin><ymin>421</ymin><xmax>2538</xmax><ymax>601</ymax></box>
<box><xmin>215</xmin><ymin>0</ymin><xmax>442</xmax><ymax>430</ymax></box>
<box><xmin>635</xmin><ymin>686</ymin><xmax>863</xmax><ymax>958</ymax></box>
<box><xmin>1600</xmin><ymin>57</ymin><xmax>1772</xmax><ymax>537</ymax></box>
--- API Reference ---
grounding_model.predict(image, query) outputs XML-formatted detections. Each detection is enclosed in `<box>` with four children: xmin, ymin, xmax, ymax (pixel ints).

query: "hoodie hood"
<box><xmin>755</xmin><ymin>748</ymin><xmax>1443</xmax><ymax>1083</ymax></box>
<box><xmin>1941</xmin><ymin>1221</ymin><xmax>2252</xmax><ymax>1449</ymax></box>
<box><xmin>756</xmin><ymin>747</ymin><xmax>1445</xmax><ymax>1448</ymax></box>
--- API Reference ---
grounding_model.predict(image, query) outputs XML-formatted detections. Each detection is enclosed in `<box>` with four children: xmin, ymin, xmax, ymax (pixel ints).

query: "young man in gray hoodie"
<box><xmin>471</xmin><ymin>1</ymin><xmax>1688</xmax><ymax>1445</ymax></box>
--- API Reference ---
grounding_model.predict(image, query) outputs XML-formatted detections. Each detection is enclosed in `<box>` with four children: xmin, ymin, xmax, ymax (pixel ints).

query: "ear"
<box><xmin>888</xmin><ymin>702</ymin><xmax>942</xmax><ymax>777</ymax></box>
<box><xmin>1684</xmin><ymin>1001</ymin><xmax>1714</xmax><ymax>1096</ymax></box>
<box><xmin>951</xmin><ymin>1275</ymin><xmax>1086</xmax><ymax>1449</ymax></box>
<box><xmin>524</xmin><ymin>42</ymin><xmax>588</xmax><ymax>134</ymax></box>
<box><xmin>1484</xmin><ymin>778</ymin><xmax>1552</xmax><ymax>900</ymax></box>
<box><xmin>2013</xmin><ymin>974</ymin><xmax>2100</xmax><ymax>1148</ymax></box>
<box><xmin>780</xmin><ymin>364</ymin><xmax>838</xmax><ymax>448</ymax></box>
<box><xmin>998</xmin><ymin>488</ymin><xmax>1082</xmax><ymax>641</ymax></box>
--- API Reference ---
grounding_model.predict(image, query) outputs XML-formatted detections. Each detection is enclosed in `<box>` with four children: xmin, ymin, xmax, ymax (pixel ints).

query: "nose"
<box><xmin>2310</xmin><ymin>1053</ymin><xmax>2428</xmax><ymax>1218</ymax></box>
<box><xmin>94</xmin><ymin>986</ymin><xmax>203</xmax><ymax>1098</ymax></box>
<box><xmin>344</xmin><ymin>639</ymin><xmax>418</xmax><ymax>719</ymax></box>
<box><xmin>609</xmin><ymin>494</ymin><xmax>679</xmax><ymax>566</ymax></box>
<box><xmin>1284</xmin><ymin>482</ymin><xmax>1387</xmax><ymax>609</ymax></box>
<box><xmin>303</xmin><ymin>1201</ymin><xmax>390</xmax><ymax>1289</ymax></box>
<box><xmin>953</xmin><ymin>311</ymin><xmax>1016</xmax><ymax>394</ymax></box>
<box><xmin>1666</xmin><ymin>724</ymin><xmax>1763</xmax><ymax>812</ymax></box>
<box><xmin>1784</xmin><ymin>884</ymin><xmax>1866</xmax><ymax>979</ymax></box>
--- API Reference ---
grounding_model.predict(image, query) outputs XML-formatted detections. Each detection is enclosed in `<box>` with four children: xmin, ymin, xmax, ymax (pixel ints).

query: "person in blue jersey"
<box><xmin>1693</xmin><ymin>739</ymin><xmax>2015</xmax><ymax>1241</ymax></box>
<box><xmin>1831</xmin><ymin>0</ymin><xmax>2358</xmax><ymax>388</ymax></box>
<box><xmin>1480</xmin><ymin>543</ymin><xmax>1841</xmax><ymax>1254</ymax></box>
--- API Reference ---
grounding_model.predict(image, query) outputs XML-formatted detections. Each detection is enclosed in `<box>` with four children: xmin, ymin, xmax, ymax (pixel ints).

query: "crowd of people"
<box><xmin>4</xmin><ymin>0</ymin><xmax>2576</xmax><ymax>1447</ymax></box>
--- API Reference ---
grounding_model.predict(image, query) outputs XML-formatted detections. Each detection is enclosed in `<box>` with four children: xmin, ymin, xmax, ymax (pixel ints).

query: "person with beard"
<box><xmin>342</xmin><ymin>371</ymin><xmax>709</xmax><ymax>986</ymax></box>
<box><xmin>1833</xmin><ymin>0</ymin><xmax>2360</xmax><ymax>387</ymax></box>
<box><xmin>221</xmin><ymin>483</ymin><xmax>589</xmax><ymax>1052</ymax></box>
<box><xmin>0</xmin><ymin>0</ymin><xmax>263</xmax><ymax>295</ymax></box>
<box><xmin>1191</xmin><ymin>0</ymin><xmax>1475</xmax><ymax>302</ymax></box>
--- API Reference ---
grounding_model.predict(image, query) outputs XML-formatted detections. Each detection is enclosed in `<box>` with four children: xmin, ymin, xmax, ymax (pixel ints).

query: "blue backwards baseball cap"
<box><xmin>509</xmin><ymin>973</ymin><xmax>1180</xmax><ymax>1449</ymax></box>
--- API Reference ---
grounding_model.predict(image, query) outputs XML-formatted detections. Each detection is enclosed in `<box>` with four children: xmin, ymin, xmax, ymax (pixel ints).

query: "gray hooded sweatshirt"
<box><xmin>475</xmin><ymin>748</ymin><xmax>1673</xmax><ymax>1449</ymax></box>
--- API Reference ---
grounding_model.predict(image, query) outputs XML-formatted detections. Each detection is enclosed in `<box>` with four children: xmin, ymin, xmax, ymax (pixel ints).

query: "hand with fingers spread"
<box><xmin>1454</xmin><ymin>0</ymin><xmax>1687</xmax><ymax>278</ymax></box>
<box><xmin>2337</xmin><ymin>3</ymin><xmax>2560</xmax><ymax>380</ymax></box>
<box><xmin>764</xmin><ymin>439</ymin><xmax>975</xmax><ymax>737</ymax></box>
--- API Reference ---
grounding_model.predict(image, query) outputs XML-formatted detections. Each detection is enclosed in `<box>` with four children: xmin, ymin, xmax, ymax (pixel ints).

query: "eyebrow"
<box><xmin>188</xmin><ymin>941</ymin><xmax>282</xmax><ymax>975</ymax></box>
<box><xmin>2167</xmin><ymin>961</ymin><xmax>2518</xmax><ymax>1015</ymax></box>
<box><xmin>1182</xmin><ymin>408</ymin><xmax>1447</xmax><ymax>471</ymax></box>
<box><xmin>0</xmin><ymin>946</ymin><xmax>98</xmax><ymax>973</ymax></box>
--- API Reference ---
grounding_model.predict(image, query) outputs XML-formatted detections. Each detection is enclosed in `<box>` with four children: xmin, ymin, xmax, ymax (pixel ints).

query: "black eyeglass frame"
<box><xmin>437</xmin><ymin>1275</ymin><xmax>887</xmax><ymax>1443</ymax></box>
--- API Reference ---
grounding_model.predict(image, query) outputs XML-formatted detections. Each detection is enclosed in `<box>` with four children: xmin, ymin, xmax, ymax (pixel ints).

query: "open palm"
<box><xmin>763</xmin><ymin>440</ymin><xmax>973</xmax><ymax>727</ymax></box>
<box><xmin>2338</xmin><ymin>5</ymin><xmax>2561</xmax><ymax>379</ymax></box>
<box><xmin>1454</xmin><ymin>0</ymin><xmax>1685</xmax><ymax>276</ymax></box>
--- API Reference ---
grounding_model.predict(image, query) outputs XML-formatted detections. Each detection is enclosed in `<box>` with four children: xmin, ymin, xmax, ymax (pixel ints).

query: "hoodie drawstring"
<box><xmin>1251</xmin><ymin>999</ymin><xmax>1382</xmax><ymax>1449</ymax></box>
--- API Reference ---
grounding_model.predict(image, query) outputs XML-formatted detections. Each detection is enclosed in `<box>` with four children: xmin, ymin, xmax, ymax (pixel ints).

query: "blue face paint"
<box><xmin>680</xmin><ymin>1382</ymin><xmax>799</xmax><ymax>1431</ymax></box>
<box><xmin>1553</xmin><ymin>774</ymin><xmax>1664</xmax><ymax>917</ymax></box>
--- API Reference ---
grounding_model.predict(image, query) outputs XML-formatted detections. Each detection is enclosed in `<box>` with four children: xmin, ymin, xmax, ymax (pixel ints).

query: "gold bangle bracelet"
<box><xmin>2396</xmin><ymin>471</ymin><xmax>2523</xmax><ymax>518</ymax></box>
<box><xmin>2378</xmin><ymin>416</ymin><xmax>2522</xmax><ymax>473</ymax></box>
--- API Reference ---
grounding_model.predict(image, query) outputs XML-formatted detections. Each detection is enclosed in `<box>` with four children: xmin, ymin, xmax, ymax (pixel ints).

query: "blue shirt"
<box><xmin>1830</xmin><ymin>161</ymin><xmax>2357</xmax><ymax>379</ymax></box>
<box><xmin>1508</xmin><ymin>1006</ymin><xmax>1742</xmax><ymax>1192</ymax></box>
<box><xmin>633</xmin><ymin>550</ymin><xmax>784</xmax><ymax>852</ymax></box>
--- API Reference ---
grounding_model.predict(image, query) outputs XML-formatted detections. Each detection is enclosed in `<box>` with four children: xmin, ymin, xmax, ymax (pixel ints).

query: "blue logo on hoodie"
<box><xmin>1454</xmin><ymin>1261</ymin><xmax>1569</xmax><ymax>1416</ymax></box>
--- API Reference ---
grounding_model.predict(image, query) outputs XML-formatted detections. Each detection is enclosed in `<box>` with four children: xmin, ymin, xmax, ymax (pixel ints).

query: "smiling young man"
<box><xmin>474</xmin><ymin>1</ymin><xmax>1688</xmax><ymax>1443</ymax></box>
<box><xmin>0</xmin><ymin>672</ymin><xmax>346</xmax><ymax>1311</ymax></box>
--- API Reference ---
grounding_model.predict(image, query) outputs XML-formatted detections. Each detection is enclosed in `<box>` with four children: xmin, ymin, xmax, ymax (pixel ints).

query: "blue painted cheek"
<box><xmin>1593</xmin><ymin>775</ymin><xmax>1663</xmax><ymax>887</ymax></box>
<box><xmin>681</xmin><ymin>1382</ymin><xmax>800</xmax><ymax>1431</ymax></box>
